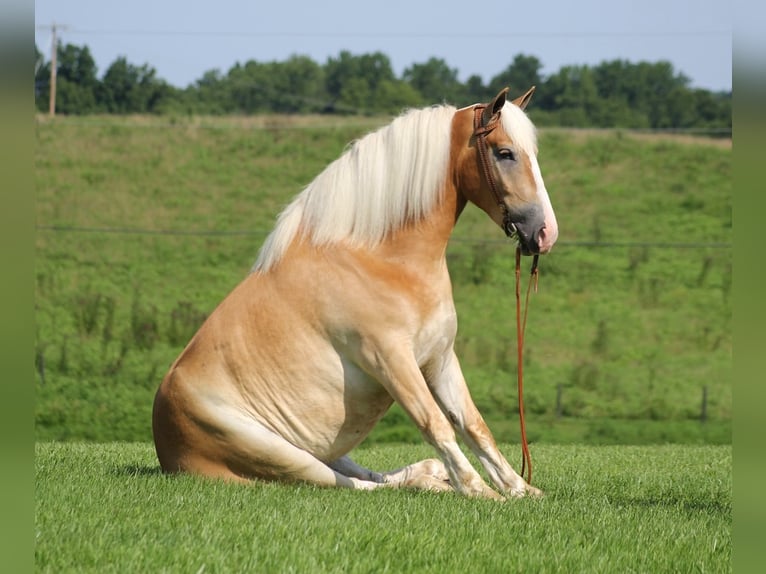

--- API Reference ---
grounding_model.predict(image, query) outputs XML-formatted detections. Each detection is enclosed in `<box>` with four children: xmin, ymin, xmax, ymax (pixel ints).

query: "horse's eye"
<box><xmin>497</xmin><ymin>148</ymin><xmax>516</xmax><ymax>161</ymax></box>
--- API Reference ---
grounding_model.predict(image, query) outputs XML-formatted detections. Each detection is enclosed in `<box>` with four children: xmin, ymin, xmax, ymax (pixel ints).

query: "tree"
<box><xmin>463</xmin><ymin>74</ymin><xmax>489</xmax><ymax>104</ymax></box>
<box><xmin>592</xmin><ymin>60</ymin><xmax>690</xmax><ymax>128</ymax></box>
<box><xmin>34</xmin><ymin>42</ymin><xmax>100</xmax><ymax>114</ymax></box>
<box><xmin>34</xmin><ymin>43</ymin><xmax>49</xmax><ymax>112</ymax></box>
<box><xmin>98</xmin><ymin>57</ymin><xmax>172</xmax><ymax>114</ymax></box>
<box><xmin>489</xmin><ymin>54</ymin><xmax>544</xmax><ymax>95</ymax></box>
<box><xmin>541</xmin><ymin>65</ymin><xmax>601</xmax><ymax>126</ymax></box>
<box><xmin>691</xmin><ymin>89</ymin><xmax>731</xmax><ymax>130</ymax></box>
<box><xmin>370</xmin><ymin>79</ymin><xmax>422</xmax><ymax>114</ymax></box>
<box><xmin>226</xmin><ymin>60</ymin><xmax>275</xmax><ymax>113</ymax></box>
<box><xmin>189</xmin><ymin>68</ymin><xmax>232</xmax><ymax>115</ymax></box>
<box><xmin>402</xmin><ymin>57</ymin><xmax>462</xmax><ymax>105</ymax></box>
<box><xmin>271</xmin><ymin>55</ymin><xmax>327</xmax><ymax>113</ymax></box>
<box><xmin>55</xmin><ymin>43</ymin><xmax>100</xmax><ymax>114</ymax></box>
<box><xmin>324</xmin><ymin>51</ymin><xmax>410</xmax><ymax>113</ymax></box>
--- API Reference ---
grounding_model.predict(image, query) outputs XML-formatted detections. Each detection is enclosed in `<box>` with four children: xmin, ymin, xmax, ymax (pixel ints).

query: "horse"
<box><xmin>152</xmin><ymin>87</ymin><xmax>558</xmax><ymax>500</ymax></box>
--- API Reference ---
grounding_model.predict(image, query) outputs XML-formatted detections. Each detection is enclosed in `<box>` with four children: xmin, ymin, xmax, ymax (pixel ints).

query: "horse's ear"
<box><xmin>512</xmin><ymin>86</ymin><xmax>536</xmax><ymax>110</ymax></box>
<box><xmin>481</xmin><ymin>87</ymin><xmax>509</xmax><ymax>127</ymax></box>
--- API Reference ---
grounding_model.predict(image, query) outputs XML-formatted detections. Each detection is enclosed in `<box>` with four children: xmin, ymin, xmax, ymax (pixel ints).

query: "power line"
<box><xmin>63</xmin><ymin>28</ymin><xmax>731</xmax><ymax>39</ymax></box>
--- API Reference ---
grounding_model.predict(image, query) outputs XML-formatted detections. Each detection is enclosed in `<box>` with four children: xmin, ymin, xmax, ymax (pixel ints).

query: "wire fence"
<box><xmin>34</xmin><ymin>224</ymin><xmax>732</xmax><ymax>250</ymax></box>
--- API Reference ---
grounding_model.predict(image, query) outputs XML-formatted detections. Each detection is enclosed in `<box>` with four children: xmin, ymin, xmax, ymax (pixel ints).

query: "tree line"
<box><xmin>34</xmin><ymin>42</ymin><xmax>731</xmax><ymax>130</ymax></box>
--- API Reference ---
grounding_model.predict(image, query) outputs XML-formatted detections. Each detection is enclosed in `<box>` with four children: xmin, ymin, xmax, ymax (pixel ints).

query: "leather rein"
<box><xmin>472</xmin><ymin>104</ymin><xmax>539</xmax><ymax>486</ymax></box>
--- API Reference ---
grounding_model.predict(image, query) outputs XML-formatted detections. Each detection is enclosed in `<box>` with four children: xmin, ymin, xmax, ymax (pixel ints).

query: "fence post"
<box><xmin>700</xmin><ymin>385</ymin><xmax>708</xmax><ymax>423</ymax></box>
<box><xmin>556</xmin><ymin>383</ymin><xmax>563</xmax><ymax>419</ymax></box>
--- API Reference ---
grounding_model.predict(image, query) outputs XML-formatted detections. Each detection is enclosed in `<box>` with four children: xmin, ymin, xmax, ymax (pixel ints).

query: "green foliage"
<box><xmin>35</xmin><ymin>44</ymin><xmax>100</xmax><ymax>114</ymax></box>
<box><xmin>35</xmin><ymin>442</ymin><xmax>731</xmax><ymax>573</ymax></box>
<box><xmin>34</xmin><ymin>118</ymin><xmax>731</xmax><ymax>444</ymax></box>
<box><xmin>35</xmin><ymin>43</ymin><xmax>177</xmax><ymax>115</ymax></box>
<box><xmin>403</xmin><ymin>57</ymin><xmax>462</xmax><ymax>104</ymax></box>
<box><xmin>98</xmin><ymin>57</ymin><xmax>174</xmax><ymax>114</ymax></box>
<box><xmin>488</xmin><ymin>54</ymin><xmax>544</xmax><ymax>98</ymax></box>
<box><xmin>34</xmin><ymin>42</ymin><xmax>731</xmax><ymax>131</ymax></box>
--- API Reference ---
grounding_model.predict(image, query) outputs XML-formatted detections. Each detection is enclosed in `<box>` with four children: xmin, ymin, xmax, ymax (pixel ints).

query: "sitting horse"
<box><xmin>152</xmin><ymin>87</ymin><xmax>558</xmax><ymax>500</ymax></box>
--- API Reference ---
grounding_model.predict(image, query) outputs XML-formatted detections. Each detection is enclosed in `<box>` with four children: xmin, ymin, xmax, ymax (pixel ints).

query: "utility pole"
<box><xmin>38</xmin><ymin>22</ymin><xmax>68</xmax><ymax>117</ymax></box>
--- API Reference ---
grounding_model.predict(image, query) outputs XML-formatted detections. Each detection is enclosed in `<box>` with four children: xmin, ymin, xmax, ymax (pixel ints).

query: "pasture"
<box><xmin>35</xmin><ymin>442</ymin><xmax>731</xmax><ymax>573</ymax></box>
<box><xmin>34</xmin><ymin>115</ymin><xmax>731</xmax><ymax>445</ymax></box>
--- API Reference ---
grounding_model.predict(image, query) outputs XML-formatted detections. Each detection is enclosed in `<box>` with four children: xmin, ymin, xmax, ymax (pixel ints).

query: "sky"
<box><xmin>34</xmin><ymin>0</ymin><xmax>734</xmax><ymax>93</ymax></box>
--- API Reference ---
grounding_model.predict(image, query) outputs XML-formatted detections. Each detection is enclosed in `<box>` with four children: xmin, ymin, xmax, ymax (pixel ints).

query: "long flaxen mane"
<box><xmin>253</xmin><ymin>104</ymin><xmax>457</xmax><ymax>272</ymax></box>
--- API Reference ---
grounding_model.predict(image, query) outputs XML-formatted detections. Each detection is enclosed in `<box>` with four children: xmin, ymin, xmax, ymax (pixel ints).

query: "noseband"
<box><xmin>472</xmin><ymin>105</ymin><xmax>517</xmax><ymax>238</ymax></box>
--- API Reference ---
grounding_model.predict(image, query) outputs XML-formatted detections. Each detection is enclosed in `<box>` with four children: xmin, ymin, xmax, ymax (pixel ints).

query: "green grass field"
<box><xmin>34</xmin><ymin>115</ymin><xmax>731</xmax><ymax>444</ymax></box>
<box><xmin>35</xmin><ymin>442</ymin><xmax>731</xmax><ymax>573</ymax></box>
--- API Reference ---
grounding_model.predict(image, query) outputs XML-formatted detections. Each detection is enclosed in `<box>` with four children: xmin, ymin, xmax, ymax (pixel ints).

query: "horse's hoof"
<box><xmin>475</xmin><ymin>484</ymin><xmax>505</xmax><ymax>501</ymax></box>
<box><xmin>526</xmin><ymin>485</ymin><xmax>544</xmax><ymax>498</ymax></box>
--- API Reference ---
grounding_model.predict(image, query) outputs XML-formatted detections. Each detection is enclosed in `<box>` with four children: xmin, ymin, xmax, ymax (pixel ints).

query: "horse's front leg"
<box><xmin>425</xmin><ymin>349</ymin><xmax>542</xmax><ymax>498</ymax></box>
<box><xmin>357</xmin><ymin>339</ymin><xmax>502</xmax><ymax>500</ymax></box>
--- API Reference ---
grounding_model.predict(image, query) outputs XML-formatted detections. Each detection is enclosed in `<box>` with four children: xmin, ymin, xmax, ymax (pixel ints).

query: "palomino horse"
<box><xmin>152</xmin><ymin>87</ymin><xmax>558</xmax><ymax>500</ymax></box>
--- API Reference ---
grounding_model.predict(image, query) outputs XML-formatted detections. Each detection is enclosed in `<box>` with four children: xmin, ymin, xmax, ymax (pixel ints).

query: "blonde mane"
<box><xmin>253</xmin><ymin>105</ymin><xmax>456</xmax><ymax>272</ymax></box>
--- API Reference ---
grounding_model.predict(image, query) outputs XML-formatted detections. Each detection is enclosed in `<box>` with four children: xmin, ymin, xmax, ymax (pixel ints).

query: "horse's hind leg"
<box><xmin>329</xmin><ymin>456</ymin><xmax>452</xmax><ymax>493</ymax></box>
<box><xmin>180</xmin><ymin>409</ymin><xmax>384</xmax><ymax>492</ymax></box>
<box><xmin>327</xmin><ymin>456</ymin><xmax>386</xmax><ymax>482</ymax></box>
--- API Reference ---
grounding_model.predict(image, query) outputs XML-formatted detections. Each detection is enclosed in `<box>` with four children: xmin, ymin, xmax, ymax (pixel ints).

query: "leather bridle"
<box><xmin>472</xmin><ymin>104</ymin><xmax>517</xmax><ymax>238</ymax></box>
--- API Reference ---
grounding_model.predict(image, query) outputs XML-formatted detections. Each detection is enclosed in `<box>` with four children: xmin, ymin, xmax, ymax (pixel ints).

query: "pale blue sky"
<box><xmin>35</xmin><ymin>0</ymin><xmax>733</xmax><ymax>92</ymax></box>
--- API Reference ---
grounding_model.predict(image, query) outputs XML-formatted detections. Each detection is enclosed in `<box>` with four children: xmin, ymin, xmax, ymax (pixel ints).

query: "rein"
<box><xmin>473</xmin><ymin>104</ymin><xmax>538</xmax><ymax>486</ymax></box>
<box><xmin>515</xmin><ymin>247</ymin><xmax>538</xmax><ymax>485</ymax></box>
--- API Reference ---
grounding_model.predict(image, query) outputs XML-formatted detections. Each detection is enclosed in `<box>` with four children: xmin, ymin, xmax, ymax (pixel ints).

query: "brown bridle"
<box><xmin>472</xmin><ymin>105</ymin><xmax>517</xmax><ymax>238</ymax></box>
<box><xmin>472</xmin><ymin>103</ymin><xmax>539</xmax><ymax>486</ymax></box>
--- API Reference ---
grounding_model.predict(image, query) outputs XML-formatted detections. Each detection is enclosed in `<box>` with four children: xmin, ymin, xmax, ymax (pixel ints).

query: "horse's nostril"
<box><xmin>537</xmin><ymin>225</ymin><xmax>558</xmax><ymax>254</ymax></box>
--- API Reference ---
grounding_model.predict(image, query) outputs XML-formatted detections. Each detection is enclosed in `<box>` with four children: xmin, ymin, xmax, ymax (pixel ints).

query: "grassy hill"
<box><xmin>34</xmin><ymin>115</ymin><xmax>731</xmax><ymax>444</ymax></box>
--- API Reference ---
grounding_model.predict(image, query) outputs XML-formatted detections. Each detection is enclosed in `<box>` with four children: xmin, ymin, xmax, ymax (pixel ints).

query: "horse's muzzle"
<box><xmin>505</xmin><ymin>205</ymin><xmax>548</xmax><ymax>255</ymax></box>
<box><xmin>514</xmin><ymin>222</ymin><xmax>544</xmax><ymax>255</ymax></box>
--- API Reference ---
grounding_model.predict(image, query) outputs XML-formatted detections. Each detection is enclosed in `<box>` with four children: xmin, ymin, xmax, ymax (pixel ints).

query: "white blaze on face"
<box><xmin>529</xmin><ymin>154</ymin><xmax>558</xmax><ymax>253</ymax></box>
<box><xmin>500</xmin><ymin>102</ymin><xmax>559</xmax><ymax>254</ymax></box>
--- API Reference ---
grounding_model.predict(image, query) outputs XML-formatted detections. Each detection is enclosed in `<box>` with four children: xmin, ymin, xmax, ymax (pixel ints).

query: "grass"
<box><xmin>35</xmin><ymin>441</ymin><xmax>731</xmax><ymax>573</ymax></box>
<box><xmin>34</xmin><ymin>115</ymin><xmax>731</xmax><ymax>444</ymax></box>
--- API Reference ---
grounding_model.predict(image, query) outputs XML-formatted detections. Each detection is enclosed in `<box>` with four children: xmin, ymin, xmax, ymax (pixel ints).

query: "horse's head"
<box><xmin>454</xmin><ymin>87</ymin><xmax>558</xmax><ymax>255</ymax></box>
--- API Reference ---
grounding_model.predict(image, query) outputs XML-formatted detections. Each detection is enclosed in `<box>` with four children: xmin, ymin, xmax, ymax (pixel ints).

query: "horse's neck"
<box><xmin>375</xmin><ymin>183</ymin><xmax>464</xmax><ymax>266</ymax></box>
